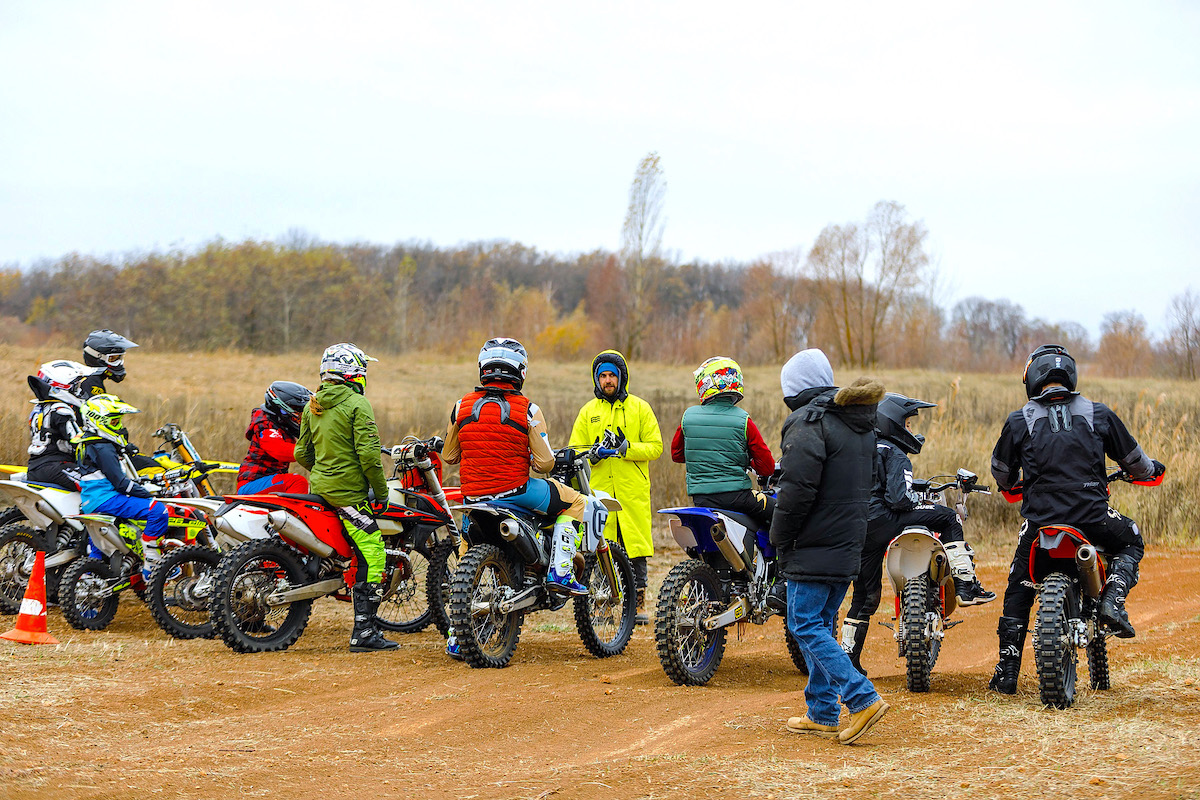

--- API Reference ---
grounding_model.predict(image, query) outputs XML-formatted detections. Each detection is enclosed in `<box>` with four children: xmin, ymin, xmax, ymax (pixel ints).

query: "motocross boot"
<box><xmin>444</xmin><ymin>626</ymin><xmax>464</xmax><ymax>661</ymax></box>
<box><xmin>546</xmin><ymin>519</ymin><xmax>588</xmax><ymax>596</ymax></box>
<box><xmin>945</xmin><ymin>541</ymin><xmax>996</xmax><ymax>606</ymax></box>
<box><xmin>635</xmin><ymin>588</ymin><xmax>649</xmax><ymax>626</ymax></box>
<box><xmin>987</xmin><ymin>616</ymin><xmax>1027</xmax><ymax>694</ymax></box>
<box><xmin>1098</xmin><ymin>556</ymin><xmax>1138</xmax><ymax>639</ymax></box>
<box><xmin>840</xmin><ymin>617</ymin><xmax>870</xmax><ymax>676</ymax></box>
<box><xmin>140</xmin><ymin>533</ymin><xmax>163</xmax><ymax>582</ymax></box>
<box><xmin>349</xmin><ymin>582</ymin><xmax>399</xmax><ymax>652</ymax></box>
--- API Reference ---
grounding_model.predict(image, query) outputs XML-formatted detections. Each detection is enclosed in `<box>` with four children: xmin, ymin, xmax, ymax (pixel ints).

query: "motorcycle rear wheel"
<box><xmin>377</xmin><ymin>542</ymin><xmax>433</xmax><ymax>633</ymax></box>
<box><xmin>654</xmin><ymin>559</ymin><xmax>727</xmax><ymax>686</ymax></box>
<box><xmin>903</xmin><ymin>574</ymin><xmax>942</xmax><ymax>693</ymax></box>
<box><xmin>146</xmin><ymin>544</ymin><xmax>220</xmax><ymax>640</ymax></box>
<box><xmin>210</xmin><ymin>537</ymin><xmax>314</xmax><ymax>654</ymax></box>
<box><xmin>573</xmin><ymin>541</ymin><xmax>636</xmax><ymax>658</ymax></box>
<box><xmin>783</xmin><ymin>626</ymin><xmax>810</xmax><ymax>676</ymax></box>
<box><xmin>1087</xmin><ymin>615</ymin><xmax>1110</xmax><ymax>690</ymax></box>
<box><xmin>1035</xmin><ymin>572</ymin><xmax>1079</xmax><ymax>709</ymax></box>
<box><xmin>425</xmin><ymin>538</ymin><xmax>458</xmax><ymax>637</ymax></box>
<box><xmin>449</xmin><ymin>544</ymin><xmax>523</xmax><ymax>668</ymax></box>
<box><xmin>0</xmin><ymin>521</ymin><xmax>73</xmax><ymax>612</ymax></box>
<box><xmin>59</xmin><ymin>557</ymin><xmax>121</xmax><ymax>631</ymax></box>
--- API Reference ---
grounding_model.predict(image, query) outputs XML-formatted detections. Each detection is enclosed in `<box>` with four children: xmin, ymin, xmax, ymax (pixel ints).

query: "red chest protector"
<box><xmin>455</xmin><ymin>385</ymin><xmax>531</xmax><ymax>498</ymax></box>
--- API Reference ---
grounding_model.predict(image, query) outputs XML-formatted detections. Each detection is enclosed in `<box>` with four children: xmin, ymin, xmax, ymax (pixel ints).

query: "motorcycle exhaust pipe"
<box><xmin>266</xmin><ymin>510</ymin><xmax>334</xmax><ymax>558</ymax></box>
<box><xmin>1075</xmin><ymin>544</ymin><xmax>1104</xmax><ymax>599</ymax></box>
<box><xmin>711</xmin><ymin>522</ymin><xmax>752</xmax><ymax>575</ymax></box>
<box><xmin>214</xmin><ymin>515</ymin><xmax>251</xmax><ymax>543</ymax></box>
<box><xmin>35</xmin><ymin>499</ymin><xmax>67</xmax><ymax>526</ymax></box>
<box><xmin>498</xmin><ymin>518</ymin><xmax>539</xmax><ymax>564</ymax></box>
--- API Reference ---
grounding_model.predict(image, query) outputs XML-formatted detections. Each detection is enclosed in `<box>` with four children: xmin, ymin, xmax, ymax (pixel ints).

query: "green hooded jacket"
<box><xmin>294</xmin><ymin>382</ymin><xmax>388</xmax><ymax>507</ymax></box>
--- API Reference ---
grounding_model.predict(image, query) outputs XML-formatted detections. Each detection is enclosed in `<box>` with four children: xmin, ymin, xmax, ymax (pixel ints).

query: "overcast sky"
<box><xmin>2</xmin><ymin>2</ymin><xmax>1197</xmax><ymax>337</ymax></box>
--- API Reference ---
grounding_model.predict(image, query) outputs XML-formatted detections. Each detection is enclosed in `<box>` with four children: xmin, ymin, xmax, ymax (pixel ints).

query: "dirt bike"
<box><xmin>0</xmin><ymin>424</ymin><xmax>233</xmax><ymax>614</ymax></box>
<box><xmin>447</xmin><ymin>443</ymin><xmax>635</xmax><ymax>669</ymax></box>
<box><xmin>207</xmin><ymin>437</ymin><xmax>460</xmax><ymax>653</ymax></box>
<box><xmin>655</xmin><ymin>473</ymin><xmax>805</xmax><ymax>686</ymax></box>
<box><xmin>882</xmin><ymin>469</ymin><xmax>990</xmax><ymax>693</ymax></box>
<box><xmin>1002</xmin><ymin>468</ymin><xmax>1163</xmax><ymax>709</ymax></box>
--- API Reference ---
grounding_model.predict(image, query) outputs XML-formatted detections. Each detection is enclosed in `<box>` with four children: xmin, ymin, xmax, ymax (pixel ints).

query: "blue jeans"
<box><xmin>786</xmin><ymin>579</ymin><xmax>880</xmax><ymax>726</ymax></box>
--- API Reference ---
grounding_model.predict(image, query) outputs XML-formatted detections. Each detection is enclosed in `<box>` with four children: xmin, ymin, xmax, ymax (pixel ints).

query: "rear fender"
<box><xmin>884</xmin><ymin>528</ymin><xmax>950</xmax><ymax>594</ymax></box>
<box><xmin>0</xmin><ymin>480</ymin><xmax>81</xmax><ymax>528</ymax></box>
<box><xmin>1031</xmin><ymin>524</ymin><xmax>1089</xmax><ymax>582</ymax></box>
<box><xmin>658</xmin><ymin>507</ymin><xmax>721</xmax><ymax>552</ymax></box>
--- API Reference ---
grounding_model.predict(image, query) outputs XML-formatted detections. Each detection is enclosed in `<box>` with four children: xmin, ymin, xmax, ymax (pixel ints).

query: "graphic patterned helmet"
<box><xmin>478</xmin><ymin>337</ymin><xmax>528</xmax><ymax>389</ymax></box>
<box><xmin>80</xmin><ymin>393</ymin><xmax>140</xmax><ymax>447</ymax></box>
<box><xmin>263</xmin><ymin>380</ymin><xmax>312</xmax><ymax>437</ymax></box>
<box><xmin>33</xmin><ymin>360</ymin><xmax>88</xmax><ymax>407</ymax></box>
<box><xmin>83</xmin><ymin>329</ymin><xmax>138</xmax><ymax>381</ymax></box>
<box><xmin>1023</xmin><ymin>344</ymin><xmax>1077</xmax><ymax>399</ymax></box>
<box><xmin>876</xmin><ymin>393</ymin><xmax>937</xmax><ymax>455</ymax></box>
<box><xmin>319</xmin><ymin>343</ymin><xmax>377</xmax><ymax>392</ymax></box>
<box><xmin>693</xmin><ymin>356</ymin><xmax>744</xmax><ymax>403</ymax></box>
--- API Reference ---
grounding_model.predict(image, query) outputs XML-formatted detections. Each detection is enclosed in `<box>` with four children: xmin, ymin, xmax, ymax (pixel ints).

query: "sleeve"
<box><xmin>882</xmin><ymin>447</ymin><xmax>918</xmax><ymax>511</ymax></box>
<box><xmin>990</xmin><ymin>414</ymin><xmax>1022</xmax><ymax>491</ymax></box>
<box><xmin>94</xmin><ymin>442</ymin><xmax>151</xmax><ymax>498</ymax></box>
<box><xmin>51</xmin><ymin>406</ymin><xmax>81</xmax><ymax>443</ymax></box>
<box><xmin>527</xmin><ymin>404</ymin><xmax>557</xmax><ymax>474</ymax></box>
<box><xmin>568</xmin><ymin>404</ymin><xmax>593</xmax><ymax>451</ymax></box>
<box><xmin>621</xmin><ymin>399</ymin><xmax>663</xmax><ymax>462</ymax></box>
<box><xmin>442</xmin><ymin>402</ymin><xmax>463</xmax><ymax>465</ymax></box>
<box><xmin>257</xmin><ymin>426</ymin><xmax>296</xmax><ymax>463</ymax></box>
<box><xmin>769</xmin><ymin>420</ymin><xmax>826</xmax><ymax>547</ymax></box>
<box><xmin>353</xmin><ymin>400</ymin><xmax>389</xmax><ymax>502</ymax></box>
<box><xmin>744</xmin><ymin>417</ymin><xmax>776</xmax><ymax>476</ymax></box>
<box><xmin>294</xmin><ymin>409</ymin><xmax>315</xmax><ymax>471</ymax></box>
<box><xmin>671</xmin><ymin>425</ymin><xmax>686</xmax><ymax>463</ymax></box>
<box><xmin>1099</xmin><ymin>404</ymin><xmax>1155</xmax><ymax>480</ymax></box>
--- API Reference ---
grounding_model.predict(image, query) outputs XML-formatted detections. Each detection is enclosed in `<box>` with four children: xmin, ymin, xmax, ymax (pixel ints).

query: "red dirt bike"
<box><xmin>1002</xmin><ymin>468</ymin><xmax>1163</xmax><ymax>709</ymax></box>
<box><xmin>207</xmin><ymin>437</ymin><xmax>459</xmax><ymax>653</ymax></box>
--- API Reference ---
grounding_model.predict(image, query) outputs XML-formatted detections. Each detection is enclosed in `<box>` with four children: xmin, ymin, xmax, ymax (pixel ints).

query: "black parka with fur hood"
<box><xmin>770</xmin><ymin>378</ymin><xmax>886</xmax><ymax>583</ymax></box>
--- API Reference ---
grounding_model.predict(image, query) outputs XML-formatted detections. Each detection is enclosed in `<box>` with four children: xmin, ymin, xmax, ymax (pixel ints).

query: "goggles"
<box><xmin>84</xmin><ymin>346</ymin><xmax>125</xmax><ymax>367</ymax></box>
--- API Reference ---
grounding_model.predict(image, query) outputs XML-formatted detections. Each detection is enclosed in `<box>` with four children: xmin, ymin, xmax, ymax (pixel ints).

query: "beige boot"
<box><xmin>786</xmin><ymin>716</ymin><xmax>838</xmax><ymax>736</ymax></box>
<box><xmin>838</xmin><ymin>698</ymin><xmax>889</xmax><ymax>745</ymax></box>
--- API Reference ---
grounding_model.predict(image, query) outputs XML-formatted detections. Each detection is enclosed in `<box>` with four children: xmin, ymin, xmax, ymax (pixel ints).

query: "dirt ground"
<box><xmin>3</xmin><ymin>551</ymin><xmax>1200</xmax><ymax>800</ymax></box>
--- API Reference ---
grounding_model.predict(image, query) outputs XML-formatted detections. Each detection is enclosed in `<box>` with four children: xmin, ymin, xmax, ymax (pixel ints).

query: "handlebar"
<box><xmin>1000</xmin><ymin>466</ymin><xmax>1164</xmax><ymax>503</ymax></box>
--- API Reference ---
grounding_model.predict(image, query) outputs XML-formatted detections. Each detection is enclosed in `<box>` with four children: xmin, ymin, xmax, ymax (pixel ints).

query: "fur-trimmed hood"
<box><xmin>834</xmin><ymin>378</ymin><xmax>886</xmax><ymax>407</ymax></box>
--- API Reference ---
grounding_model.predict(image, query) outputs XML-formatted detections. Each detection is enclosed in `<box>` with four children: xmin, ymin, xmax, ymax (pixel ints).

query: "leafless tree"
<box><xmin>1165</xmin><ymin>288</ymin><xmax>1200</xmax><ymax>379</ymax></box>
<box><xmin>612</xmin><ymin>152</ymin><xmax>667</xmax><ymax>359</ymax></box>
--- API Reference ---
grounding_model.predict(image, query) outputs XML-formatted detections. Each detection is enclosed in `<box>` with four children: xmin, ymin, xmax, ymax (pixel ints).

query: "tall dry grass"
<box><xmin>1</xmin><ymin>344</ymin><xmax>1196</xmax><ymax>546</ymax></box>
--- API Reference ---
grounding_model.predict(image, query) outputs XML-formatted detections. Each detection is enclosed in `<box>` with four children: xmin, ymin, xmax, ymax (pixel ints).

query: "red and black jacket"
<box><xmin>238</xmin><ymin>408</ymin><xmax>297</xmax><ymax>487</ymax></box>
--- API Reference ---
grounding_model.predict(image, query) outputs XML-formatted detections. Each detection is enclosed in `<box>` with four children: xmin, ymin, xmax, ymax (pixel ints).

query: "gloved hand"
<box><xmin>125</xmin><ymin>443</ymin><xmax>140</xmax><ymax>456</ymax></box>
<box><xmin>612</xmin><ymin>428</ymin><xmax>629</xmax><ymax>458</ymax></box>
<box><xmin>1152</xmin><ymin>459</ymin><xmax>1166</xmax><ymax>478</ymax></box>
<box><xmin>427</xmin><ymin>435</ymin><xmax>445</xmax><ymax>453</ymax></box>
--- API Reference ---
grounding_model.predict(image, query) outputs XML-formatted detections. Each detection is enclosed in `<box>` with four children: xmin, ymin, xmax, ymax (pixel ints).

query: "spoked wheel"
<box><xmin>1087</xmin><ymin>614</ymin><xmax>1111</xmax><ymax>690</ymax></box>
<box><xmin>574</xmin><ymin>541</ymin><xmax>637</xmax><ymax>658</ymax></box>
<box><xmin>783</xmin><ymin>626</ymin><xmax>810</xmax><ymax>676</ymax></box>
<box><xmin>654</xmin><ymin>559</ymin><xmax>728</xmax><ymax>686</ymax></box>
<box><xmin>449</xmin><ymin>544</ymin><xmax>523</xmax><ymax>668</ymax></box>
<box><xmin>146</xmin><ymin>545</ymin><xmax>221</xmax><ymax>640</ymax></box>
<box><xmin>425</xmin><ymin>538</ymin><xmax>459</xmax><ymax>637</ymax></box>
<box><xmin>376</xmin><ymin>542</ymin><xmax>433</xmax><ymax>633</ymax></box>
<box><xmin>903</xmin><ymin>574</ymin><xmax>943</xmax><ymax>693</ymax></box>
<box><xmin>59</xmin><ymin>557</ymin><xmax>121</xmax><ymax>631</ymax></box>
<box><xmin>1035</xmin><ymin>572</ymin><xmax>1079</xmax><ymax>709</ymax></box>
<box><xmin>0</xmin><ymin>522</ymin><xmax>40</xmax><ymax>614</ymax></box>
<box><xmin>210</xmin><ymin>537</ymin><xmax>314</xmax><ymax>654</ymax></box>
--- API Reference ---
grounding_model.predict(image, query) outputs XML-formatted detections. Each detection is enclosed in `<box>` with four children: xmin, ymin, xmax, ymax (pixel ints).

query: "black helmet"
<box><xmin>83</xmin><ymin>329</ymin><xmax>138</xmax><ymax>382</ymax></box>
<box><xmin>876</xmin><ymin>393</ymin><xmax>936</xmax><ymax>455</ymax></box>
<box><xmin>1023</xmin><ymin>344</ymin><xmax>1077</xmax><ymax>399</ymax></box>
<box><xmin>263</xmin><ymin>380</ymin><xmax>312</xmax><ymax>437</ymax></box>
<box><xmin>478</xmin><ymin>337</ymin><xmax>528</xmax><ymax>389</ymax></box>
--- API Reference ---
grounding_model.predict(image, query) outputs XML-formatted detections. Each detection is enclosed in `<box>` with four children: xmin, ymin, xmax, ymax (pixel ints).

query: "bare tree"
<box><xmin>1165</xmin><ymin>288</ymin><xmax>1200</xmax><ymax>379</ymax></box>
<box><xmin>1098</xmin><ymin>310</ymin><xmax>1153</xmax><ymax>377</ymax></box>
<box><xmin>611</xmin><ymin>152</ymin><xmax>667</xmax><ymax>359</ymax></box>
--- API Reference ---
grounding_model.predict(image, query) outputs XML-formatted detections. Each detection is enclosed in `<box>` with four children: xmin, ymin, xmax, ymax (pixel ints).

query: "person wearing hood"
<box><xmin>569</xmin><ymin>350</ymin><xmax>663</xmax><ymax>624</ymax></box>
<box><xmin>237</xmin><ymin>381</ymin><xmax>313</xmax><ymax>494</ymax></box>
<box><xmin>771</xmin><ymin>348</ymin><xmax>890</xmax><ymax>746</ymax></box>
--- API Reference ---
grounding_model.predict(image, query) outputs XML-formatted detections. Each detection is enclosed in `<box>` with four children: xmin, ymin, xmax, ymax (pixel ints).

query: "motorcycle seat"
<box><xmin>275</xmin><ymin>492</ymin><xmax>336</xmax><ymax>509</ymax></box>
<box><xmin>713</xmin><ymin>509</ymin><xmax>762</xmax><ymax>532</ymax></box>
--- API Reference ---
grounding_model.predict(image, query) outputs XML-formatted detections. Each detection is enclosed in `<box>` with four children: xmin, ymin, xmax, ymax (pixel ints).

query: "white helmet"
<box><xmin>319</xmin><ymin>343</ymin><xmax>377</xmax><ymax>391</ymax></box>
<box><xmin>478</xmin><ymin>337</ymin><xmax>528</xmax><ymax>389</ymax></box>
<box><xmin>30</xmin><ymin>360</ymin><xmax>89</xmax><ymax>407</ymax></box>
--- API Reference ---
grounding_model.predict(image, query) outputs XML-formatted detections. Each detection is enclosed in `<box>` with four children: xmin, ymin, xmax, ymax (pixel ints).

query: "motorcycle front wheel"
<box><xmin>425</xmin><ymin>538</ymin><xmax>458</xmax><ymax>637</ymax></box>
<box><xmin>449</xmin><ymin>544</ymin><xmax>523</xmax><ymax>668</ymax></box>
<box><xmin>654</xmin><ymin>559</ymin><xmax>728</xmax><ymax>686</ymax></box>
<box><xmin>1087</xmin><ymin>614</ymin><xmax>1111</xmax><ymax>690</ymax></box>
<box><xmin>1035</xmin><ymin>572</ymin><xmax>1079</xmax><ymax>709</ymax></box>
<box><xmin>146</xmin><ymin>544</ymin><xmax>221</xmax><ymax>640</ymax></box>
<box><xmin>903</xmin><ymin>574</ymin><xmax>942</xmax><ymax>693</ymax></box>
<box><xmin>59</xmin><ymin>557</ymin><xmax>121</xmax><ymax>631</ymax></box>
<box><xmin>573</xmin><ymin>541</ymin><xmax>637</xmax><ymax>658</ymax></box>
<box><xmin>377</xmin><ymin>542</ymin><xmax>433</xmax><ymax>634</ymax></box>
<box><xmin>210</xmin><ymin>537</ymin><xmax>314</xmax><ymax>654</ymax></box>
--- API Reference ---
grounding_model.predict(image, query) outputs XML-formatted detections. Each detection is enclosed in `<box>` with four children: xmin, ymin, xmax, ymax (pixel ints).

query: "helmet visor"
<box><xmin>84</xmin><ymin>346</ymin><xmax>124</xmax><ymax>367</ymax></box>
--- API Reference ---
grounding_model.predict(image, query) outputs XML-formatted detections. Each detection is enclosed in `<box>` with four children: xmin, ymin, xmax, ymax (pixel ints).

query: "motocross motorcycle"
<box><xmin>207</xmin><ymin>437</ymin><xmax>460</xmax><ymax>653</ymax></box>
<box><xmin>655</xmin><ymin>472</ymin><xmax>810</xmax><ymax>686</ymax></box>
<box><xmin>0</xmin><ymin>424</ymin><xmax>234</xmax><ymax>614</ymax></box>
<box><xmin>882</xmin><ymin>469</ymin><xmax>990</xmax><ymax>692</ymax></box>
<box><xmin>447</xmin><ymin>442</ymin><xmax>635</xmax><ymax>669</ymax></box>
<box><xmin>1002</xmin><ymin>469</ymin><xmax>1163</xmax><ymax>709</ymax></box>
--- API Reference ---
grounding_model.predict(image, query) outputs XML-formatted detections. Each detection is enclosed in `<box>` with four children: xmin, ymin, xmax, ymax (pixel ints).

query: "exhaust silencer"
<box><xmin>498</xmin><ymin>518</ymin><xmax>540</xmax><ymax>564</ymax></box>
<box><xmin>711</xmin><ymin>522</ymin><xmax>753</xmax><ymax>575</ymax></box>
<box><xmin>1075</xmin><ymin>544</ymin><xmax>1104</xmax><ymax>599</ymax></box>
<box><xmin>266</xmin><ymin>510</ymin><xmax>334</xmax><ymax>558</ymax></box>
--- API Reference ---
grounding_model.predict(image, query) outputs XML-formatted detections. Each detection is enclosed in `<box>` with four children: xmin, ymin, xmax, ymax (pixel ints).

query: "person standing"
<box><xmin>569</xmin><ymin>350</ymin><xmax>663</xmax><ymax>625</ymax></box>
<box><xmin>770</xmin><ymin>348</ymin><xmax>889</xmax><ymax>745</ymax></box>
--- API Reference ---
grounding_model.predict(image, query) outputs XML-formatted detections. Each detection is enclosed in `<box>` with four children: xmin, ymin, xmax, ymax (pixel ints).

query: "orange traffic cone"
<box><xmin>1</xmin><ymin>550</ymin><xmax>60</xmax><ymax>645</ymax></box>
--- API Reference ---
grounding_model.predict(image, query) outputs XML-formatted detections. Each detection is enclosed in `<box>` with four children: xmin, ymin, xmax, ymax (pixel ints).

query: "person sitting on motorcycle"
<box><xmin>25</xmin><ymin>360</ymin><xmax>89</xmax><ymax>491</ymax></box>
<box><xmin>72</xmin><ymin>394</ymin><xmax>169</xmax><ymax>580</ymax></box>
<box><xmin>78</xmin><ymin>329</ymin><xmax>138</xmax><ymax>398</ymax></box>
<box><xmin>294</xmin><ymin>343</ymin><xmax>398</xmax><ymax>653</ymax></box>
<box><xmin>236</xmin><ymin>380</ymin><xmax>313</xmax><ymax>494</ymax></box>
<box><xmin>841</xmin><ymin>392</ymin><xmax>995</xmax><ymax>675</ymax></box>
<box><xmin>987</xmin><ymin>345</ymin><xmax>1164</xmax><ymax>694</ymax></box>
<box><xmin>442</xmin><ymin>337</ymin><xmax>592</xmax><ymax>598</ymax></box>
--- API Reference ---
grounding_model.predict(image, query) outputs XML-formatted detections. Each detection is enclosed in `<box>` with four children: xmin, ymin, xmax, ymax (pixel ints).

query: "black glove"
<box><xmin>427</xmin><ymin>435</ymin><xmax>445</xmax><ymax>453</ymax></box>
<box><xmin>125</xmin><ymin>443</ymin><xmax>140</xmax><ymax>456</ymax></box>
<box><xmin>1152</xmin><ymin>459</ymin><xmax>1166</xmax><ymax>478</ymax></box>
<box><xmin>613</xmin><ymin>427</ymin><xmax>629</xmax><ymax>458</ymax></box>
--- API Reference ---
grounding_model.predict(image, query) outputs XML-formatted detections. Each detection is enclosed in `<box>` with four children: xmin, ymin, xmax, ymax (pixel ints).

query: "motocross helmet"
<box><xmin>80</xmin><ymin>393</ymin><xmax>140</xmax><ymax>447</ymax></box>
<box><xmin>478</xmin><ymin>337</ymin><xmax>528</xmax><ymax>389</ymax></box>
<box><xmin>319</xmin><ymin>343</ymin><xmax>376</xmax><ymax>393</ymax></box>
<box><xmin>693</xmin><ymin>356</ymin><xmax>743</xmax><ymax>404</ymax></box>
<box><xmin>263</xmin><ymin>380</ymin><xmax>312</xmax><ymax>437</ymax></box>
<box><xmin>876</xmin><ymin>392</ymin><xmax>936</xmax><ymax>455</ymax></box>
<box><xmin>1023</xmin><ymin>344</ymin><xmax>1077</xmax><ymax>399</ymax></box>
<box><xmin>83</xmin><ymin>329</ymin><xmax>138</xmax><ymax>382</ymax></box>
<box><xmin>30</xmin><ymin>360</ymin><xmax>88</xmax><ymax>407</ymax></box>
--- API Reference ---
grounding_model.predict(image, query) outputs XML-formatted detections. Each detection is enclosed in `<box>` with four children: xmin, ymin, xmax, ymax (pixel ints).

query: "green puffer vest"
<box><xmin>681</xmin><ymin>401</ymin><xmax>752</xmax><ymax>494</ymax></box>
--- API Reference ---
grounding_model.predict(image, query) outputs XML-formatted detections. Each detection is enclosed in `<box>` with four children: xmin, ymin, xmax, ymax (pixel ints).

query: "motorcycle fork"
<box><xmin>595</xmin><ymin>538</ymin><xmax>621</xmax><ymax>602</ymax></box>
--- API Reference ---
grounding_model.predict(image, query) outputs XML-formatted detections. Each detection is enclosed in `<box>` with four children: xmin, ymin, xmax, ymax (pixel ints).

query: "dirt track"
<box><xmin>3</xmin><ymin>552</ymin><xmax>1200</xmax><ymax>800</ymax></box>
